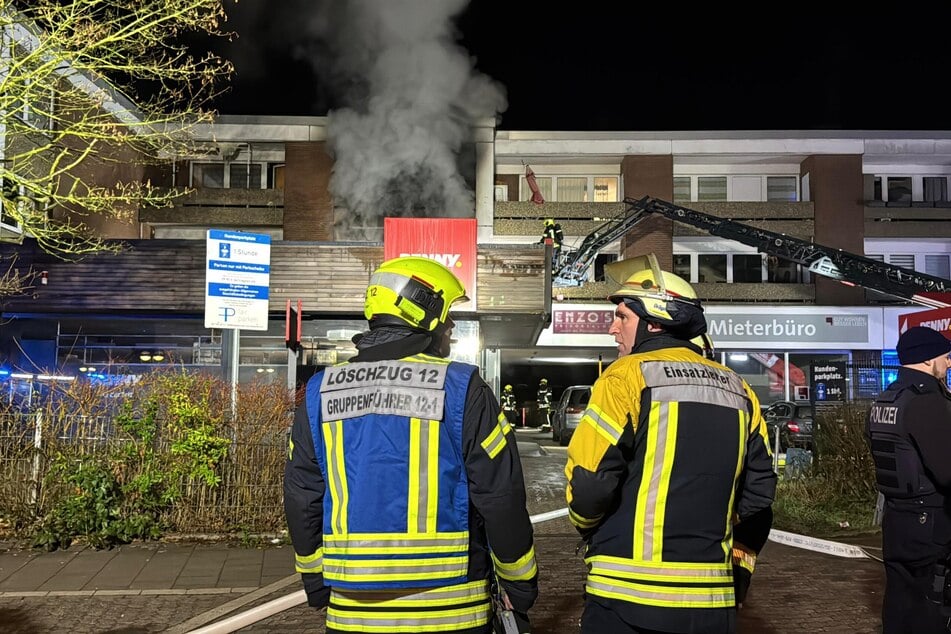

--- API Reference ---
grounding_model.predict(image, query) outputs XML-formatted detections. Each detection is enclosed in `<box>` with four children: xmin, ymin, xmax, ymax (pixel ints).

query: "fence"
<box><xmin>0</xmin><ymin>374</ymin><xmax>293</xmax><ymax>539</ymax></box>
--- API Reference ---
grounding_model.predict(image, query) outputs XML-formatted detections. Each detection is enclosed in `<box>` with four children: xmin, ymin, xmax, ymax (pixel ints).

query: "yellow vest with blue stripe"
<box><xmin>307</xmin><ymin>354</ymin><xmax>476</xmax><ymax>591</ymax></box>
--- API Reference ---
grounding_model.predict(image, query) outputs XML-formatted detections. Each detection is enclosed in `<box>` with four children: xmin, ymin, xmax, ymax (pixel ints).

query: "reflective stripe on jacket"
<box><xmin>308</xmin><ymin>354</ymin><xmax>474</xmax><ymax>590</ymax></box>
<box><xmin>326</xmin><ymin>579</ymin><xmax>492</xmax><ymax>632</ymax></box>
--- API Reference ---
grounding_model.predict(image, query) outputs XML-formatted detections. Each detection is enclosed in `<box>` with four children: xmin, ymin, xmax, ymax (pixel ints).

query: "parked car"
<box><xmin>551</xmin><ymin>385</ymin><xmax>591</xmax><ymax>446</ymax></box>
<box><xmin>761</xmin><ymin>400</ymin><xmax>814</xmax><ymax>451</ymax></box>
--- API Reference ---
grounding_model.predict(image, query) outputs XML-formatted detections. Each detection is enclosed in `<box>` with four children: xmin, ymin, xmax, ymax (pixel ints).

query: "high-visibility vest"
<box><xmin>307</xmin><ymin>354</ymin><xmax>476</xmax><ymax>591</ymax></box>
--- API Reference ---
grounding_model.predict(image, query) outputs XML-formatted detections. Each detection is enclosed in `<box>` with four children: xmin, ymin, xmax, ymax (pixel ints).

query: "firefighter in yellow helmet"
<box><xmin>501</xmin><ymin>384</ymin><xmax>519</xmax><ymax>428</ymax></box>
<box><xmin>285</xmin><ymin>256</ymin><xmax>538</xmax><ymax>633</ymax></box>
<box><xmin>565</xmin><ymin>254</ymin><xmax>776</xmax><ymax>633</ymax></box>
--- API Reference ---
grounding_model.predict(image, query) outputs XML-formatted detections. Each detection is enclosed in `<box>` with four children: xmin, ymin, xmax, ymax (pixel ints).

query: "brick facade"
<box><xmin>283</xmin><ymin>142</ymin><xmax>333</xmax><ymax>241</ymax></box>
<box><xmin>619</xmin><ymin>155</ymin><xmax>674</xmax><ymax>270</ymax></box>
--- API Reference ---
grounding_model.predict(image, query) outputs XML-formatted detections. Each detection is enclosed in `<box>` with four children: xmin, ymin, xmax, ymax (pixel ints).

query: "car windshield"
<box><xmin>569</xmin><ymin>389</ymin><xmax>591</xmax><ymax>406</ymax></box>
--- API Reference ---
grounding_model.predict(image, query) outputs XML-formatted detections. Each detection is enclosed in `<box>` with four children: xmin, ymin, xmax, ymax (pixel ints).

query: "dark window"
<box><xmin>887</xmin><ymin>177</ymin><xmax>912</xmax><ymax>204</ymax></box>
<box><xmin>733</xmin><ymin>254</ymin><xmax>763</xmax><ymax>282</ymax></box>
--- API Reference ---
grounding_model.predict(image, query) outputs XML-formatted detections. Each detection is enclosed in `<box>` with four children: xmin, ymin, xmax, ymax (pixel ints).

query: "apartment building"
<box><xmin>4</xmin><ymin>118</ymin><xmax>951</xmax><ymax>404</ymax></box>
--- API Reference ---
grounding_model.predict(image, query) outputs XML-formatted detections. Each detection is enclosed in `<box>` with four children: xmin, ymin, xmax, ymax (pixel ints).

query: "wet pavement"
<box><xmin>0</xmin><ymin>429</ymin><xmax>886</xmax><ymax>633</ymax></box>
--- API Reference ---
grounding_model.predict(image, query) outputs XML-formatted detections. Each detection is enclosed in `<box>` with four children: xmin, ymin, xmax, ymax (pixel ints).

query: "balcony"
<box><xmin>139</xmin><ymin>188</ymin><xmax>283</xmax><ymax>227</ymax></box>
<box><xmin>494</xmin><ymin>200</ymin><xmax>815</xmax><ymax>239</ymax></box>
<box><xmin>553</xmin><ymin>280</ymin><xmax>815</xmax><ymax>304</ymax></box>
<box><xmin>865</xmin><ymin>204</ymin><xmax>951</xmax><ymax>238</ymax></box>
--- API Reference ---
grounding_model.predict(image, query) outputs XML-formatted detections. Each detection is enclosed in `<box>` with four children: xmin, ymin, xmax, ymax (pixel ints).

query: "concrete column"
<box><xmin>475</xmin><ymin>141</ymin><xmax>495</xmax><ymax>243</ymax></box>
<box><xmin>619</xmin><ymin>155</ymin><xmax>674</xmax><ymax>269</ymax></box>
<box><xmin>482</xmin><ymin>347</ymin><xmax>501</xmax><ymax>397</ymax></box>
<box><xmin>800</xmin><ymin>155</ymin><xmax>865</xmax><ymax>305</ymax></box>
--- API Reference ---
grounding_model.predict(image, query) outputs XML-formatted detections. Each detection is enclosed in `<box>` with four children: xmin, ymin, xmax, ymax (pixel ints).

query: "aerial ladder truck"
<box><xmin>553</xmin><ymin>195</ymin><xmax>951</xmax><ymax>310</ymax></box>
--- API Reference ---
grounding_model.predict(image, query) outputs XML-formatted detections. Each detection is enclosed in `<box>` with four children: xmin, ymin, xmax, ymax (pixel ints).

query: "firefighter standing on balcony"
<box><xmin>539</xmin><ymin>218</ymin><xmax>563</xmax><ymax>271</ymax></box>
<box><xmin>284</xmin><ymin>256</ymin><xmax>538</xmax><ymax>633</ymax></box>
<box><xmin>502</xmin><ymin>384</ymin><xmax>519</xmax><ymax>428</ymax></box>
<box><xmin>565</xmin><ymin>253</ymin><xmax>776</xmax><ymax>633</ymax></box>
<box><xmin>537</xmin><ymin>378</ymin><xmax>552</xmax><ymax>431</ymax></box>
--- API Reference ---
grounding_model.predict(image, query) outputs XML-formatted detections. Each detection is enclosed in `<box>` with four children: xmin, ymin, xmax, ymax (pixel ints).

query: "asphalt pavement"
<box><xmin>0</xmin><ymin>428</ymin><xmax>886</xmax><ymax>633</ymax></box>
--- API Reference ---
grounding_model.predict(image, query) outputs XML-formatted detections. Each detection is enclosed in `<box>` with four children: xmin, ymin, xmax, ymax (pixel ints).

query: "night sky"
<box><xmin>207</xmin><ymin>2</ymin><xmax>951</xmax><ymax>131</ymax></box>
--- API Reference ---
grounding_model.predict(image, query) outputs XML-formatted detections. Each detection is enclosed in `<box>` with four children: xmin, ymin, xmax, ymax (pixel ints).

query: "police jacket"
<box><xmin>284</xmin><ymin>329</ymin><xmax>538</xmax><ymax>632</ymax></box>
<box><xmin>867</xmin><ymin>367</ymin><xmax>951</xmax><ymax>508</ymax></box>
<box><xmin>565</xmin><ymin>335</ymin><xmax>776</xmax><ymax>633</ymax></box>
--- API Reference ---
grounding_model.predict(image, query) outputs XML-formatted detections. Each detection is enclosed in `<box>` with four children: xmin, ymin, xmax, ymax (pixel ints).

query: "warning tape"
<box><xmin>768</xmin><ymin>529</ymin><xmax>875</xmax><ymax>559</ymax></box>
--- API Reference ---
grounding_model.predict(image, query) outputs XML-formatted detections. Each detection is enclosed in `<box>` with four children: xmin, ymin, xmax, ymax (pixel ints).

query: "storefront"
<box><xmin>539</xmin><ymin>303</ymin><xmax>925</xmax><ymax>406</ymax></box>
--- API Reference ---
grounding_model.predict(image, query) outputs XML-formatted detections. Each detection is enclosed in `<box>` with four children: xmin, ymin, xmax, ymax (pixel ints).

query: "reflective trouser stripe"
<box><xmin>586</xmin><ymin>573</ymin><xmax>735</xmax><ymax>608</ymax></box>
<box><xmin>327</xmin><ymin>580</ymin><xmax>493</xmax><ymax>633</ymax></box>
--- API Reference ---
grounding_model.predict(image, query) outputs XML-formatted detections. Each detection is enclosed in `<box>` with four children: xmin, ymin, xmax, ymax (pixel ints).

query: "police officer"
<box><xmin>537</xmin><ymin>378</ymin><xmax>552</xmax><ymax>430</ymax></box>
<box><xmin>867</xmin><ymin>325</ymin><xmax>951</xmax><ymax>634</ymax></box>
<box><xmin>285</xmin><ymin>256</ymin><xmax>538</xmax><ymax>633</ymax></box>
<box><xmin>566</xmin><ymin>254</ymin><xmax>776</xmax><ymax>633</ymax></box>
<box><xmin>502</xmin><ymin>384</ymin><xmax>519</xmax><ymax>428</ymax></box>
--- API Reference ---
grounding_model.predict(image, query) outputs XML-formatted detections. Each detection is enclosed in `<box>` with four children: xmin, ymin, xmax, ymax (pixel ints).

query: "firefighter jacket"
<box><xmin>867</xmin><ymin>367</ymin><xmax>951</xmax><ymax>508</ymax></box>
<box><xmin>537</xmin><ymin>386</ymin><xmax>551</xmax><ymax>410</ymax></box>
<box><xmin>284</xmin><ymin>334</ymin><xmax>538</xmax><ymax>633</ymax></box>
<box><xmin>565</xmin><ymin>336</ymin><xmax>776</xmax><ymax>633</ymax></box>
<box><xmin>502</xmin><ymin>392</ymin><xmax>517</xmax><ymax>412</ymax></box>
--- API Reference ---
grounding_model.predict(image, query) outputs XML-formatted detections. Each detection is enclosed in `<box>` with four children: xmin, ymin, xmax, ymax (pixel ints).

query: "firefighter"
<box><xmin>284</xmin><ymin>256</ymin><xmax>538</xmax><ymax>634</ymax></box>
<box><xmin>502</xmin><ymin>384</ymin><xmax>519</xmax><ymax>428</ymax></box>
<box><xmin>867</xmin><ymin>326</ymin><xmax>951</xmax><ymax>634</ymax></box>
<box><xmin>537</xmin><ymin>378</ymin><xmax>552</xmax><ymax>430</ymax></box>
<box><xmin>565</xmin><ymin>253</ymin><xmax>776</xmax><ymax>634</ymax></box>
<box><xmin>539</xmin><ymin>219</ymin><xmax>563</xmax><ymax>270</ymax></box>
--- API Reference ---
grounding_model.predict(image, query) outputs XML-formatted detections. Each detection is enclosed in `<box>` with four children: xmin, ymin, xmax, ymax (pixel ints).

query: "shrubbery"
<box><xmin>772</xmin><ymin>401</ymin><xmax>879</xmax><ymax>536</ymax></box>
<box><xmin>0</xmin><ymin>370</ymin><xmax>293</xmax><ymax>550</ymax></box>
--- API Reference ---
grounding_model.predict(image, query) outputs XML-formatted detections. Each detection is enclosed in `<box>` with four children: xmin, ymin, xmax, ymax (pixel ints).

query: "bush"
<box><xmin>772</xmin><ymin>402</ymin><xmax>879</xmax><ymax>537</ymax></box>
<box><xmin>0</xmin><ymin>369</ymin><xmax>293</xmax><ymax>550</ymax></box>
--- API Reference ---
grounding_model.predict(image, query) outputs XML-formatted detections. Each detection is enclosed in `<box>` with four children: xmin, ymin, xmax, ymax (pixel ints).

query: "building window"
<box><xmin>673</xmin><ymin>254</ymin><xmax>692</xmax><ymax>280</ymax></box>
<box><xmin>519</xmin><ymin>175</ymin><xmax>618</xmax><ymax>202</ymax></box>
<box><xmin>673</xmin><ymin>177</ymin><xmax>692</xmax><ymax>203</ymax></box>
<box><xmin>924</xmin><ymin>177</ymin><xmax>948</xmax><ymax>202</ymax></box>
<box><xmin>766</xmin><ymin>176</ymin><xmax>798</xmax><ymax>202</ymax></box>
<box><xmin>191</xmin><ymin>162</ymin><xmax>268</xmax><ymax>189</ymax></box>
<box><xmin>887</xmin><ymin>177</ymin><xmax>912</xmax><ymax>204</ymax></box>
<box><xmin>697</xmin><ymin>177</ymin><xmax>727</xmax><ymax>202</ymax></box>
<box><xmin>271</xmin><ymin>164</ymin><xmax>285</xmax><ymax>190</ymax></box>
<box><xmin>698</xmin><ymin>254</ymin><xmax>727</xmax><ymax>282</ymax></box>
<box><xmin>521</xmin><ymin>176</ymin><xmax>552</xmax><ymax>202</ymax></box>
<box><xmin>557</xmin><ymin>177</ymin><xmax>587</xmax><ymax>202</ymax></box>
<box><xmin>733</xmin><ymin>254</ymin><xmax>764</xmax><ymax>282</ymax></box>
<box><xmin>925</xmin><ymin>254</ymin><xmax>950</xmax><ymax>278</ymax></box>
<box><xmin>229</xmin><ymin>163</ymin><xmax>262</xmax><ymax>189</ymax></box>
<box><xmin>192</xmin><ymin>164</ymin><xmax>224</xmax><ymax>188</ymax></box>
<box><xmin>593</xmin><ymin>177</ymin><xmax>618</xmax><ymax>202</ymax></box>
<box><xmin>889</xmin><ymin>254</ymin><xmax>915</xmax><ymax>270</ymax></box>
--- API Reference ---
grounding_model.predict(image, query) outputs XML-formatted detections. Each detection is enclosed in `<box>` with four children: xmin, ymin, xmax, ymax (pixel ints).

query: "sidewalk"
<box><xmin>0</xmin><ymin>525</ymin><xmax>886</xmax><ymax>633</ymax></box>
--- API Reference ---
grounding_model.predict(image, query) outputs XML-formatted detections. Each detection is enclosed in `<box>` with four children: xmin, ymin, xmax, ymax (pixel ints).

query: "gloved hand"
<box><xmin>733</xmin><ymin>566</ymin><xmax>751</xmax><ymax>608</ymax></box>
<box><xmin>512</xmin><ymin>610</ymin><xmax>531</xmax><ymax>633</ymax></box>
<box><xmin>499</xmin><ymin>578</ymin><xmax>538</xmax><ymax>614</ymax></box>
<box><xmin>301</xmin><ymin>573</ymin><xmax>329</xmax><ymax>609</ymax></box>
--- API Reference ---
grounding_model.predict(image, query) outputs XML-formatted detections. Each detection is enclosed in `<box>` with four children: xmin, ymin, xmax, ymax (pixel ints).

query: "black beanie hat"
<box><xmin>897</xmin><ymin>326</ymin><xmax>951</xmax><ymax>365</ymax></box>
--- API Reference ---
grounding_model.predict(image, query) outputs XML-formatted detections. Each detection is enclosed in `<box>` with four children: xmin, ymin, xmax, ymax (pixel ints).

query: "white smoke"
<box><xmin>300</xmin><ymin>0</ymin><xmax>508</xmax><ymax>236</ymax></box>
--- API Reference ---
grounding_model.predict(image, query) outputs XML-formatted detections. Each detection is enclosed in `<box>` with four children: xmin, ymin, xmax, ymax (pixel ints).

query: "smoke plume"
<box><xmin>221</xmin><ymin>1</ymin><xmax>507</xmax><ymax>238</ymax></box>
